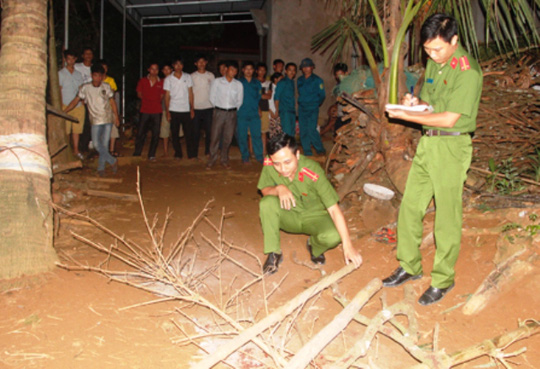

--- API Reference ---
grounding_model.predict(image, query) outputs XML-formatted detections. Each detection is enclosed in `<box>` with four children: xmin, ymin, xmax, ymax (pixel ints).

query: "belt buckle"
<box><xmin>425</xmin><ymin>129</ymin><xmax>436</xmax><ymax>137</ymax></box>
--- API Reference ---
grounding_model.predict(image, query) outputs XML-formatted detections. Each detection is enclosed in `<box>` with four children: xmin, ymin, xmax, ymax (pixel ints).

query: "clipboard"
<box><xmin>385</xmin><ymin>103</ymin><xmax>433</xmax><ymax>112</ymax></box>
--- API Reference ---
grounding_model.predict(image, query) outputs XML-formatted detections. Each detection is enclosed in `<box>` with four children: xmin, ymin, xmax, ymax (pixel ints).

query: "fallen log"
<box><xmin>192</xmin><ymin>263</ymin><xmax>360</xmax><ymax>369</ymax></box>
<box><xmin>284</xmin><ymin>278</ymin><xmax>382</xmax><ymax>369</ymax></box>
<box><xmin>86</xmin><ymin>189</ymin><xmax>138</xmax><ymax>202</ymax></box>
<box><xmin>462</xmin><ymin>247</ymin><xmax>537</xmax><ymax>315</ymax></box>
<box><xmin>52</xmin><ymin>160</ymin><xmax>82</xmax><ymax>174</ymax></box>
<box><xmin>329</xmin><ymin>285</ymin><xmax>430</xmax><ymax>368</ymax></box>
<box><xmin>409</xmin><ymin>320</ymin><xmax>540</xmax><ymax>369</ymax></box>
<box><xmin>82</xmin><ymin>176</ymin><xmax>123</xmax><ymax>184</ymax></box>
<box><xmin>334</xmin><ymin>294</ymin><xmax>436</xmax><ymax>365</ymax></box>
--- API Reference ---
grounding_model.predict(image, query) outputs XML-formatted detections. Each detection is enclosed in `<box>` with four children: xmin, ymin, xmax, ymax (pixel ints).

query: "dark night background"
<box><xmin>52</xmin><ymin>0</ymin><xmax>261</xmax><ymax>117</ymax></box>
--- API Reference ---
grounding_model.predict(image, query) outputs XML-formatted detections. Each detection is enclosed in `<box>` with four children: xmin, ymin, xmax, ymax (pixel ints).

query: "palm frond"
<box><xmin>388</xmin><ymin>0</ymin><xmax>428</xmax><ymax>103</ymax></box>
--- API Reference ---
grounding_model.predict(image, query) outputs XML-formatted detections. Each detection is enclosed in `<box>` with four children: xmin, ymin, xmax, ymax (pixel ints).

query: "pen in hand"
<box><xmin>408</xmin><ymin>86</ymin><xmax>417</xmax><ymax>106</ymax></box>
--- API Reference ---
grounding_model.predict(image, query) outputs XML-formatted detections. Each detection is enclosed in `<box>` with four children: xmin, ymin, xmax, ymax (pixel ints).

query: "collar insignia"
<box><xmin>450</xmin><ymin>57</ymin><xmax>458</xmax><ymax>69</ymax></box>
<box><xmin>299</xmin><ymin>167</ymin><xmax>319</xmax><ymax>182</ymax></box>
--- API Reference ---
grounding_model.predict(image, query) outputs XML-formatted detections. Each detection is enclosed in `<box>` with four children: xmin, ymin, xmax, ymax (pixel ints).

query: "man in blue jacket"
<box><xmin>297</xmin><ymin>58</ymin><xmax>325</xmax><ymax>156</ymax></box>
<box><xmin>274</xmin><ymin>62</ymin><xmax>297</xmax><ymax>137</ymax></box>
<box><xmin>237</xmin><ymin>61</ymin><xmax>263</xmax><ymax>164</ymax></box>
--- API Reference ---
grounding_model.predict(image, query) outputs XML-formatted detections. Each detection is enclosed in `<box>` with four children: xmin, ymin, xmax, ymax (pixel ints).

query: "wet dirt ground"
<box><xmin>1</xmin><ymin>139</ymin><xmax>539</xmax><ymax>369</ymax></box>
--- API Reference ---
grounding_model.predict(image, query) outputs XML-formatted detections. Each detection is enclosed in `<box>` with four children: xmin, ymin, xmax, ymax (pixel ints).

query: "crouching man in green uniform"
<box><xmin>383</xmin><ymin>14</ymin><xmax>482</xmax><ymax>305</ymax></box>
<box><xmin>257</xmin><ymin>133</ymin><xmax>363</xmax><ymax>274</ymax></box>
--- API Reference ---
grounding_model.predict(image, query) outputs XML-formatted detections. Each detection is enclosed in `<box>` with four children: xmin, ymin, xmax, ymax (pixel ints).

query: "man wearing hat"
<box><xmin>297</xmin><ymin>58</ymin><xmax>326</xmax><ymax>156</ymax></box>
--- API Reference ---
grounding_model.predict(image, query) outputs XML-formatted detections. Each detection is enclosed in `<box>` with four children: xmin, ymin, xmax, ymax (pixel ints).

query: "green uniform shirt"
<box><xmin>420</xmin><ymin>44</ymin><xmax>483</xmax><ymax>133</ymax></box>
<box><xmin>257</xmin><ymin>155</ymin><xmax>339</xmax><ymax>212</ymax></box>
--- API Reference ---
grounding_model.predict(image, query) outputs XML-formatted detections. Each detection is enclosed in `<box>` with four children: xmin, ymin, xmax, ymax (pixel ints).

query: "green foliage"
<box><xmin>501</xmin><ymin>222</ymin><xmax>540</xmax><ymax>237</ymax></box>
<box><xmin>476</xmin><ymin>203</ymin><xmax>495</xmax><ymax>212</ymax></box>
<box><xmin>486</xmin><ymin>157</ymin><xmax>525</xmax><ymax>194</ymax></box>
<box><xmin>501</xmin><ymin>222</ymin><xmax>521</xmax><ymax>232</ymax></box>
<box><xmin>314</xmin><ymin>0</ymin><xmax>540</xmax><ymax>95</ymax></box>
<box><xmin>505</xmin><ymin>234</ymin><xmax>515</xmax><ymax>244</ymax></box>
<box><xmin>525</xmin><ymin>224</ymin><xmax>540</xmax><ymax>236</ymax></box>
<box><xmin>525</xmin><ymin>147</ymin><xmax>540</xmax><ymax>182</ymax></box>
<box><xmin>313</xmin><ymin>0</ymin><xmax>429</xmax><ymax>103</ymax></box>
<box><xmin>428</xmin><ymin>0</ymin><xmax>540</xmax><ymax>60</ymax></box>
<box><xmin>501</xmin><ymin>210</ymin><xmax>539</xmax><ymax>240</ymax></box>
<box><xmin>312</xmin><ymin>12</ymin><xmax>383</xmax><ymax>92</ymax></box>
<box><xmin>388</xmin><ymin>0</ymin><xmax>428</xmax><ymax>103</ymax></box>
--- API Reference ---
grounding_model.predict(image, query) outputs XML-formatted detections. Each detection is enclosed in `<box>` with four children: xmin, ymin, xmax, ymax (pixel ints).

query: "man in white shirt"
<box><xmin>74</xmin><ymin>47</ymin><xmax>93</xmax><ymax>83</ymax></box>
<box><xmin>207</xmin><ymin>61</ymin><xmax>243</xmax><ymax>169</ymax></box>
<box><xmin>164</xmin><ymin>57</ymin><xmax>194</xmax><ymax>159</ymax></box>
<box><xmin>59</xmin><ymin>49</ymin><xmax>86</xmax><ymax>159</ymax></box>
<box><xmin>74</xmin><ymin>47</ymin><xmax>94</xmax><ymax>154</ymax></box>
<box><xmin>191</xmin><ymin>54</ymin><xmax>215</xmax><ymax>158</ymax></box>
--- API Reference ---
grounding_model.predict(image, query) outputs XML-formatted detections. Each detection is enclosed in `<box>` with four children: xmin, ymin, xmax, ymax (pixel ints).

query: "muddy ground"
<box><xmin>1</xmin><ymin>139</ymin><xmax>539</xmax><ymax>369</ymax></box>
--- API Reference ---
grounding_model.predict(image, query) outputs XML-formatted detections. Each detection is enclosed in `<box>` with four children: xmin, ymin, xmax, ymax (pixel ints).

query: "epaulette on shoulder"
<box><xmin>459</xmin><ymin>56</ymin><xmax>471</xmax><ymax>71</ymax></box>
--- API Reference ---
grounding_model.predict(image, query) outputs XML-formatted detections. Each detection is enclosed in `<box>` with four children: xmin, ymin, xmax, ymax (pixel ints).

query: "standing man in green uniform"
<box><xmin>258</xmin><ymin>133</ymin><xmax>363</xmax><ymax>274</ymax></box>
<box><xmin>383</xmin><ymin>14</ymin><xmax>483</xmax><ymax>305</ymax></box>
<box><xmin>297</xmin><ymin>58</ymin><xmax>326</xmax><ymax>156</ymax></box>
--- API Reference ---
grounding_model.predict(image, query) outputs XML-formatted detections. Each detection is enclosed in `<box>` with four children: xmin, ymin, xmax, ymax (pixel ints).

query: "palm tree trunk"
<box><xmin>377</xmin><ymin>0</ymin><xmax>415</xmax><ymax>193</ymax></box>
<box><xmin>0</xmin><ymin>0</ymin><xmax>58</xmax><ymax>279</ymax></box>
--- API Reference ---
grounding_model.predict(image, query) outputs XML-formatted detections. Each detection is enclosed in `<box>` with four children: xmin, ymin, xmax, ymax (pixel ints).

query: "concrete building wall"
<box><xmin>265</xmin><ymin>0</ymin><xmax>344</xmax><ymax>126</ymax></box>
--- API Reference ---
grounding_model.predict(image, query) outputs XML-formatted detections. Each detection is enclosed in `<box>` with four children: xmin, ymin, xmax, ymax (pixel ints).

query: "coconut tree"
<box><xmin>0</xmin><ymin>0</ymin><xmax>58</xmax><ymax>280</ymax></box>
<box><xmin>314</xmin><ymin>0</ymin><xmax>540</xmax><ymax>190</ymax></box>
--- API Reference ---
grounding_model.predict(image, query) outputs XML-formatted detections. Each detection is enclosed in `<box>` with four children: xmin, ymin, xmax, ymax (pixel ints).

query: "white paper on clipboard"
<box><xmin>385</xmin><ymin>104</ymin><xmax>433</xmax><ymax>112</ymax></box>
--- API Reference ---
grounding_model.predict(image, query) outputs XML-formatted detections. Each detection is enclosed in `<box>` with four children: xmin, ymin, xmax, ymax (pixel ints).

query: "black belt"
<box><xmin>215</xmin><ymin>107</ymin><xmax>237</xmax><ymax>112</ymax></box>
<box><xmin>424</xmin><ymin>129</ymin><xmax>470</xmax><ymax>137</ymax></box>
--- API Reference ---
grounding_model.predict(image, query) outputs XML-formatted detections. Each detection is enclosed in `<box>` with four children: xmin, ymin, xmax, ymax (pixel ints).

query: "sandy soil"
<box><xmin>1</xmin><ymin>141</ymin><xmax>539</xmax><ymax>369</ymax></box>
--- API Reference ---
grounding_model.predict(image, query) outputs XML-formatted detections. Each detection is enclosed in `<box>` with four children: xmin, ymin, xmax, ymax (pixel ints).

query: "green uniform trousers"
<box><xmin>397</xmin><ymin>134</ymin><xmax>472</xmax><ymax>288</ymax></box>
<box><xmin>259</xmin><ymin>196</ymin><xmax>341</xmax><ymax>257</ymax></box>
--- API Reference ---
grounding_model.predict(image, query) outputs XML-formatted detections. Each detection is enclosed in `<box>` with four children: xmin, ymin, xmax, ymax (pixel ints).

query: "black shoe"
<box><xmin>263</xmin><ymin>253</ymin><xmax>282</xmax><ymax>274</ymax></box>
<box><xmin>418</xmin><ymin>284</ymin><xmax>454</xmax><ymax>306</ymax></box>
<box><xmin>306</xmin><ymin>238</ymin><xmax>325</xmax><ymax>265</ymax></box>
<box><xmin>382</xmin><ymin>266</ymin><xmax>422</xmax><ymax>287</ymax></box>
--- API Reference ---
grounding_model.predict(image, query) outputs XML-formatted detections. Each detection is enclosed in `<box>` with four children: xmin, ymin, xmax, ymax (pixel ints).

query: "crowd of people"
<box><xmin>59</xmin><ymin>13</ymin><xmax>482</xmax><ymax>306</ymax></box>
<box><xmin>59</xmin><ymin>49</ymin><xmax>346</xmax><ymax>173</ymax></box>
